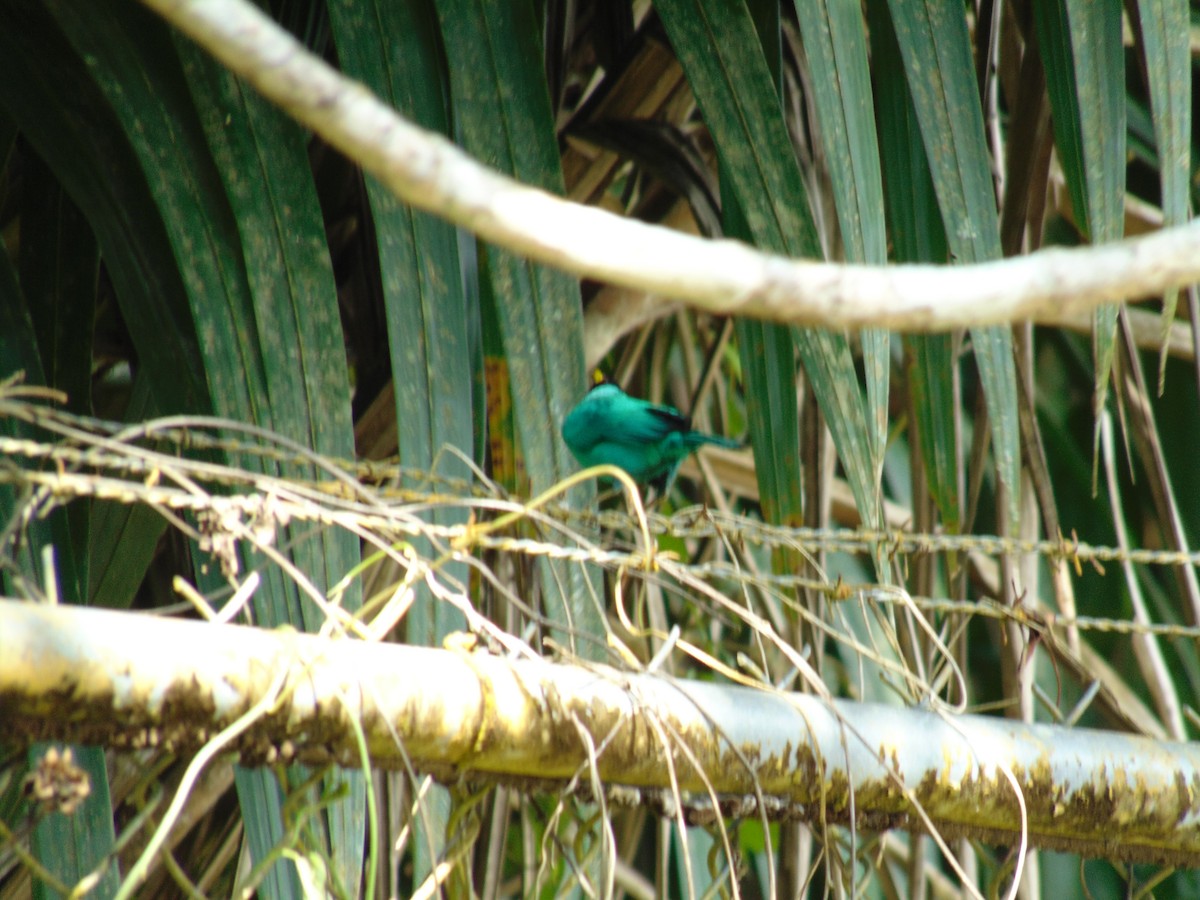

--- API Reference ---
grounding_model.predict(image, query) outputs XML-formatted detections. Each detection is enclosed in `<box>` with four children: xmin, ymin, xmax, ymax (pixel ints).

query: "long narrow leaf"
<box><xmin>433</xmin><ymin>0</ymin><xmax>601</xmax><ymax>656</ymax></box>
<box><xmin>869</xmin><ymin>6</ymin><xmax>960</xmax><ymax>531</ymax></box>
<box><xmin>325</xmin><ymin>0</ymin><xmax>473</xmax><ymax>877</ymax></box>
<box><xmin>0</xmin><ymin>3</ymin><xmax>208</xmax><ymax>417</ymax></box>
<box><xmin>43</xmin><ymin>1</ymin><xmax>363</xmax><ymax>892</ymax></box>
<box><xmin>882</xmin><ymin>0</ymin><xmax>1019</xmax><ymax>528</ymax></box>
<box><xmin>1032</xmin><ymin>0</ymin><xmax>1125</xmax><ymax>420</ymax></box>
<box><xmin>18</xmin><ymin>156</ymin><xmax>97</xmax><ymax>579</ymax></box>
<box><xmin>725</xmin><ymin>1</ymin><xmax>803</xmax><ymax>538</ymax></box>
<box><xmin>326</xmin><ymin>0</ymin><xmax>471</xmax><ymax>647</ymax></box>
<box><xmin>792</xmin><ymin>0</ymin><xmax>889</xmax><ymax>498</ymax></box>
<box><xmin>0</xmin><ymin>236</ymin><xmax>119</xmax><ymax>900</ymax></box>
<box><xmin>174</xmin><ymin>35</ymin><xmax>368</xmax><ymax>893</ymax></box>
<box><xmin>1133</xmin><ymin>0</ymin><xmax>1190</xmax><ymax>384</ymax></box>
<box><xmin>657</xmin><ymin>0</ymin><xmax>882</xmax><ymax>534</ymax></box>
<box><xmin>88</xmin><ymin>373</ymin><xmax>169</xmax><ymax>608</ymax></box>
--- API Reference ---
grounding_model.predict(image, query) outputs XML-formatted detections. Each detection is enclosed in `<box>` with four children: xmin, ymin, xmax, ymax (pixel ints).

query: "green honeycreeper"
<box><xmin>561</xmin><ymin>382</ymin><xmax>740</xmax><ymax>493</ymax></box>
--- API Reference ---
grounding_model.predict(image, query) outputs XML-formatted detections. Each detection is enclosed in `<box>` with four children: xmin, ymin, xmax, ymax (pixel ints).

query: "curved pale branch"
<box><xmin>3</xmin><ymin>598</ymin><xmax>1200</xmax><ymax>866</ymax></box>
<box><xmin>137</xmin><ymin>0</ymin><xmax>1199</xmax><ymax>333</ymax></box>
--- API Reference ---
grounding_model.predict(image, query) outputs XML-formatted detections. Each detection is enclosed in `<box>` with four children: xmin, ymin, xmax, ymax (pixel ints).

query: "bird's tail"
<box><xmin>686</xmin><ymin>431</ymin><xmax>742</xmax><ymax>451</ymax></box>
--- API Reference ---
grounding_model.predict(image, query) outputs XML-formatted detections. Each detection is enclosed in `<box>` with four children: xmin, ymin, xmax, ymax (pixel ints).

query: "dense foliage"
<box><xmin>2</xmin><ymin>0</ymin><xmax>1199</xmax><ymax>896</ymax></box>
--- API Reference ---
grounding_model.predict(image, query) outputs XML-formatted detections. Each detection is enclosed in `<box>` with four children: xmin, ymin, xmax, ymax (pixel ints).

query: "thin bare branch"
<box><xmin>136</xmin><ymin>0</ymin><xmax>1200</xmax><ymax>332</ymax></box>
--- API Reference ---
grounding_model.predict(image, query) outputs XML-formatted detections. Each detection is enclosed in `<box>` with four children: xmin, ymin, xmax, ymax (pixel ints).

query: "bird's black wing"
<box><xmin>627</xmin><ymin>403</ymin><xmax>690</xmax><ymax>442</ymax></box>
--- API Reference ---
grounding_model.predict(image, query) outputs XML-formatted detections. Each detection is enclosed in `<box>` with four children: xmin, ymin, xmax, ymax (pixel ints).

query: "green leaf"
<box><xmin>175</xmin><ymin>26</ymin><xmax>367</xmax><ymax>897</ymax></box>
<box><xmin>657</xmin><ymin>0</ymin><xmax>882</xmax><ymax>535</ymax></box>
<box><xmin>326</xmin><ymin>0</ymin><xmax>472</xmax><ymax>649</ymax></box>
<box><xmin>0</xmin><ymin>2</ymin><xmax>208</xmax><ymax>418</ymax></box>
<box><xmin>719</xmin><ymin>0</ymin><xmax>803</xmax><ymax>536</ymax></box>
<box><xmin>1032</xmin><ymin>0</ymin><xmax>1124</xmax><ymax>421</ymax></box>
<box><xmin>175</xmin><ymin>41</ymin><xmax>356</xmax><ymax>469</ymax></box>
<box><xmin>791</xmin><ymin>0</ymin><xmax>889</xmax><ymax>485</ymax></box>
<box><xmin>29</xmin><ymin>746</ymin><xmax>119</xmax><ymax>900</ymax></box>
<box><xmin>791</xmin><ymin>0</ymin><xmax>884</xmax><ymax>265</ymax></box>
<box><xmin>0</xmin><ymin>228</ymin><xmax>119</xmax><ymax>900</ymax></box>
<box><xmin>44</xmin><ymin>0</ymin><xmax>271</xmax><ymax>433</ymax></box>
<box><xmin>1133</xmin><ymin>0</ymin><xmax>1189</xmax><ymax>230</ymax></box>
<box><xmin>18</xmin><ymin>155</ymin><xmax>98</xmax><ymax>581</ymax></box>
<box><xmin>19</xmin><ymin>156</ymin><xmax>97</xmax><ymax>418</ymax></box>
<box><xmin>870</xmin><ymin>7</ymin><xmax>960</xmax><ymax>531</ymax></box>
<box><xmin>326</xmin><ymin>0</ymin><xmax>473</xmax><ymax>879</ymax></box>
<box><xmin>656</xmin><ymin>0</ymin><xmax>819</xmax><ymax>257</ymax></box>
<box><xmin>433</xmin><ymin>0</ymin><xmax>583</xmax><ymax>491</ymax></box>
<box><xmin>905</xmin><ymin>334</ymin><xmax>959</xmax><ymax>528</ymax></box>
<box><xmin>0</xmin><ymin>230</ymin><xmax>62</xmax><ymax>591</ymax></box>
<box><xmin>879</xmin><ymin>0</ymin><xmax>1019</xmax><ymax>528</ymax></box>
<box><xmin>433</xmin><ymin>0</ymin><xmax>601</xmax><ymax>658</ymax></box>
<box><xmin>733</xmin><ymin>312</ymin><xmax>801</xmax><ymax>529</ymax></box>
<box><xmin>1132</xmin><ymin>0</ymin><xmax>1190</xmax><ymax>385</ymax></box>
<box><xmin>88</xmin><ymin>374</ymin><xmax>169</xmax><ymax>608</ymax></box>
<box><xmin>36</xmin><ymin>1</ymin><xmax>365</xmax><ymax>891</ymax></box>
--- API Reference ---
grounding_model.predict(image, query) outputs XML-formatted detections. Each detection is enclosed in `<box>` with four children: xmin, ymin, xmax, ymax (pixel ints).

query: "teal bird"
<box><xmin>561</xmin><ymin>382</ymin><xmax>740</xmax><ymax>494</ymax></box>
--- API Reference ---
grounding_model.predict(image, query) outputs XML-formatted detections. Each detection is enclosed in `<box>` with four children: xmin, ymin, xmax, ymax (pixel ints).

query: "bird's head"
<box><xmin>586</xmin><ymin>370</ymin><xmax>621</xmax><ymax>398</ymax></box>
